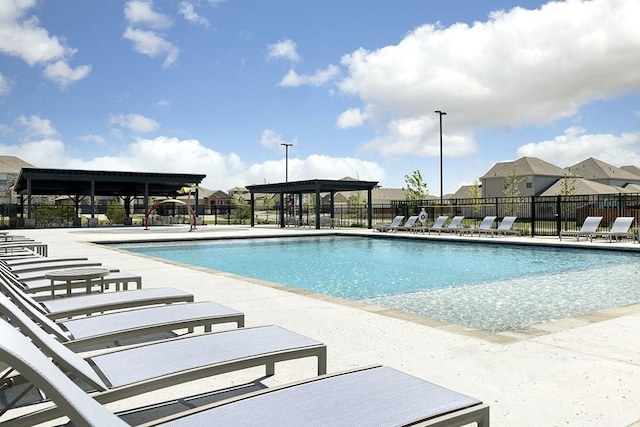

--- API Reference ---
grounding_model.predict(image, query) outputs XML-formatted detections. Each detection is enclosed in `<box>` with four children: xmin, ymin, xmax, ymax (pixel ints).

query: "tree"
<box><xmin>349</xmin><ymin>191</ymin><xmax>366</xmax><ymax>224</ymax></box>
<box><xmin>231</xmin><ymin>187</ymin><xmax>250</xmax><ymax>224</ymax></box>
<box><xmin>503</xmin><ymin>167</ymin><xmax>524</xmax><ymax>216</ymax></box>
<box><xmin>304</xmin><ymin>193</ymin><xmax>317</xmax><ymax>214</ymax></box>
<box><xmin>262</xmin><ymin>193</ymin><xmax>275</xmax><ymax>222</ymax></box>
<box><xmin>467</xmin><ymin>179</ymin><xmax>482</xmax><ymax>215</ymax></box>
<box><xmin>559</xmin><ymin>169</ymin><xmax>578</xmax><ymax>228</ymax></box>
<box><xmin>106</xmin><ymin>200</ymin><xmax>125</xmax><ymax>224</ymax></box>
<box><xmin>403</xmin><ymin>170</ymin><xmax>429</xmax><ymax>202</ymax></box>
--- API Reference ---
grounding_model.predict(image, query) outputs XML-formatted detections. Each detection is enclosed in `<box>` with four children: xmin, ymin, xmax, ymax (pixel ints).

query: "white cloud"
<box><xmin>16</xmin><ymin>115</ymin><xmax>58</xmax><ymax>138</ymax></box>
<box><xmin>243</xmin><ymin>154</ymin><xmax>385</xmax><ymax>186</ymax></box>
<box><xmin>0</xmin><ymin>72</ymin><xmax>13</xmax><ymax>96</ymax></box>
<box><xmin>266</xmin><ymin>39</ymin><xmax>300</xmax><ymax>62</ymax></box>
<box><xmin>278</xmin><ymin>65</ymin><xmax>340</xmax><ymax>88</ymax></box>
<box><xmin>336</xmin><ymin>107</ymin><xmax>367</xmax><ymax>129</ymax></box>
<box><xmin>178</xmin><ymin>1</ymin><xmax>210</xmax><ymax>27</ymax></box>
<box><xmin>259</xmin><ymin>129</ymin><xmax>296</xmax><ymax>150</ymax></box>
<box><xmin>0</xmin><ymin>138</ymin><xmax>67</xmax><ymax>168</ymax></box>
<box><xmin>42</xmin><ymin>60</ymin><xmax>92</xmax><ymax>89</ymax></box>
<box><xmin>0</xmin><ymin>123</ymin><xmax>387</xmax><ymax>191</ymax></box>
<box><xmin>109</xmin><ymin>113</ymin><xmax>160</xmax><ymax>133</ymax></box>
<box><xmin>0</xmin><ymin>0</ymin><xmax>90</xmax><ymax>86</ymax></box>
<box><xmin>77</xmin><ymin>134</ymin><xmax>106</xmax><ymax>144</ymax></box>
<box><xmin>360</xmin><ymin>115</ymin><xmax>476</xmax><ymax>158</ymax></box>
<box><xmin>334</xmin><ymin>0</ymin><xmax>640</xmax><ymax>159</ymax></box>
<box><xmin>517</xmin><ymin>127</ymin><xmax>640</xmax><ymax>167</ymax></box>
<box><xmin>124</xmin><ymin>0</ymin><xmax>173</xmax><ymax>29</ymax></box>
<box><xmin>123</xmin><ymin>26</ymin><xmax>179</xmax><ymax>68</ymax></box>
<box><xmin>154</xmin><ymin>99</ymin><xmax>170</xmax><ymax>108</ymax></box>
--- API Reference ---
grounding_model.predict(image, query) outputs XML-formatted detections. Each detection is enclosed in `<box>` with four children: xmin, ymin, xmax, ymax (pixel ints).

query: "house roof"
<box><xmin>620</xmin><ymin>165</ymin><xmax>640</xmax><ymax>178</ymax></box>
<box><xmin>480</xmin><ymin>157</ymin><xmax>566</xmax><ymax>179</ymax></box>
<box><xmin>566</xmin><ymin>157</ymin><xmax>640</xmax><ymax>181</ymax></box>
<box><xmin>539</xmin><ymin>178</ymin><xmax>636</xmax><ymax>196</ymax></box>
<box><xmin>450</xmin><ymin>184</ymin><xmax>481</xmax><ymax>198</ymax></box>
<box><xmin>0</xmin><ymin>156</ymin><xmax>34</xmax><ymax>174</ymax></box>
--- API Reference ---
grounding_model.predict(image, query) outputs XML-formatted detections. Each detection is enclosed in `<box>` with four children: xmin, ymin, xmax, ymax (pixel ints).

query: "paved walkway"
<box><xmin>11</xmin><ymin>225</ymin><xmax>640</xmax><ymax>426</ymax></box>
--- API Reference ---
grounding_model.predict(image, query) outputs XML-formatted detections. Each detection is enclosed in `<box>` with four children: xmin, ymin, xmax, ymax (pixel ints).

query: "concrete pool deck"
<box><xmin>7</xmin><ymin>225</ymin><xmax>640</xmax><ymax>426</ymax></box>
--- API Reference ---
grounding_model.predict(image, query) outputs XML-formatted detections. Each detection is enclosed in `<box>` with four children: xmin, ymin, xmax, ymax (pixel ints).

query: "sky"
<box><xmin>0</xmin><ymin>0</ymin><xmax>639</xmax><ymax>196</ymax></box>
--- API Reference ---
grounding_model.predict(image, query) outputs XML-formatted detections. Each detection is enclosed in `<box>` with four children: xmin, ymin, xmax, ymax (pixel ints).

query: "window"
<box><xmin>525</xmin><ymin>176</ymin><xmax>533</xmax><ymax>189</ymax></box>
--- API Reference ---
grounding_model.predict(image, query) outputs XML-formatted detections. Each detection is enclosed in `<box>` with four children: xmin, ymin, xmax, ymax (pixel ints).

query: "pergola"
<box><xmin>13</xmin><ymin>168</ymin><xmax>206</xmax><ymax>221</ymax></box>
<box><xmin>246</xmin><ymin>179</ymin><xmax>379</xmax><ymax>229</ymax></box>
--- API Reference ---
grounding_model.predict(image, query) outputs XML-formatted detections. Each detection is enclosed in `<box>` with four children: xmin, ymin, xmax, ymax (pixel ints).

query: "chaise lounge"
<box><xmin>0</xmin><ymin>303</ymin><xmax>327</xmax><ymax>426</ymax></box>
<box><xmin>559</xmin><ymin>216</ymin><xmax>602</xmax><ymax>241</ymax></box>
<box><xmin>0</xmin><ymin>319</ymin><xmax>489</xmax><ymax>427</ymax></box>
<box><xmin>590</xmin><ymin>216</ymin><xmax>636</xmax><ymax>242</ymax></box>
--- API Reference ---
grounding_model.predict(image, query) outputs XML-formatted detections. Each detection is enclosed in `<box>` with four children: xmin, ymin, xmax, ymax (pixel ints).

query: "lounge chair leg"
<box><xmin>317</xmin><ymin>347</ymin><xmax>327</xmax><ymax>375</ymax></box>
<box><xmin>266</xmin><ymin>362</ymin><xmax>275</xmax><ymax>376</ymax></box>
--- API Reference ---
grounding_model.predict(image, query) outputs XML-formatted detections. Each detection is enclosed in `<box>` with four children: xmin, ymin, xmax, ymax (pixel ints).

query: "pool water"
<box><xmin>117</xmin><ymin>236</ymin><xmax>640</xmax><ymax>332</ymax></box>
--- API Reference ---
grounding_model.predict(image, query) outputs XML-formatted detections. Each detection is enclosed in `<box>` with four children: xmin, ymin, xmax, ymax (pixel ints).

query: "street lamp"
<box><xmin>281</xmin><ymin>143</ymin><xmax>293</xmax><ymax>182</ymax></box>
<box><xmin>434</xmin><ymin>110</ymin><xmax>447</xmax><ymax>205</ymax></box>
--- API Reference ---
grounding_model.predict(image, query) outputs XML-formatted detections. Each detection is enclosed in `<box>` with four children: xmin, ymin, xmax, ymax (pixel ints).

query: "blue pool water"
<box><xmin>117</xmin><ymin>236</ymin><xmax>640</xmax><ymax>332</ymax></box>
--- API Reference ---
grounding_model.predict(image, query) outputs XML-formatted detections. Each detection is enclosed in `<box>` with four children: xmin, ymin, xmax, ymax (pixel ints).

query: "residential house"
<box><xmin>539</xmin><ymin>178</ymin><xmax>635</xmax><ymax>197</ymax></box>
<box><xmin>480</xmin><ymin>156</ymin><xmax>567</xmax><ymax>198</ymax></box>
<box><xmin>0</xmin><ymin>156</ymin><xmax>35</xmax><ymax>204</ymax></box>
<box><xmin>566</xmin><ymin>158</ymin><xmax>640</xmax><ymax>187</ymax></box>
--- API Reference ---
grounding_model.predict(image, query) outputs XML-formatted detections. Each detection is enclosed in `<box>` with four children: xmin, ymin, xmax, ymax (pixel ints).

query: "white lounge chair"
<box><xmin>559</xmin><ymin>216</ymin><xmax>603</xmax><ymax>241</ymax></box>
<box><xmin>442</xmin><ymin>215</ymin><xmax>465</xmax><ymax>233</ymax></box>
<box><xmin>464</xmin><ymin>216</ymin><xmax>497</xmax><ymax>236</ymax></box>
<box><xmin>424</xmin><ymin>215</ymin><xmax>449</xmax><ymax>234</ymax></box>
<box><xmin>590</xmin><ymin>217</ymin><xmax>636</xmax><ymax>242</ymax></box>
<box><xmin>0</xmin><ymin>286</ymin><xmax>245</xmax><ymax>350</ymax></box>
<box><xmin>494</xmin><ymin>216</ymin><xmax>521</xmax><ymax>236</ymax></box>
<box><xmin>0</xmin><ymin>273</ymin><xmax>193</xmax><ymax>320</ymax></box>
<box><xmin>397</xmin><ymin>215</ymin><xmax>419</xmax><ymax>231</ymax></box>
<box><xmin>373</xmin><ymin>215</ymin><xmax>404</xmax><ymax>232</ymax></box>
<box><xmin>2</xmin><ymin>255</ymin><xmax>89</xmax><ymax>266</ymax></box>
<box><xmin>0</xmin><ymin>319</ymin><xmax>488</xmax><ymax>427</ymax></box>
<box><xmin>0</xmin><ymin>309</ymin><xmax>326</xmax><ymax>426</ymax></box>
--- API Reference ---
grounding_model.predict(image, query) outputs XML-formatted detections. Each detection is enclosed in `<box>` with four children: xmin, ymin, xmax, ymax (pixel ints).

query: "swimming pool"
<box><xmin>117</xmin><ymin>236</ymin><xmax>640</xmax><ymax>332</ymax></box>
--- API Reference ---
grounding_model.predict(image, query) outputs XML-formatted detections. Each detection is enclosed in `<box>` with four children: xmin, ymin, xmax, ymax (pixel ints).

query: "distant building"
<box><xmin>539</xmin><ymin>178</ymin><xmax>634</xmax><ymax>197</ymax></box>
<box><xmin>566</xmin><ymin>157</ymin><xmax>640</xmax><ymax>187</ymax></box>
<box><xmin>0</xmin><ymin>156</ymin><xmax>35</xmax><ymax>204</ymax></box>
<box><xmin>480</xmin><ymin>157</ymin><xmax>567</xmax><ymax>198</ymax></box>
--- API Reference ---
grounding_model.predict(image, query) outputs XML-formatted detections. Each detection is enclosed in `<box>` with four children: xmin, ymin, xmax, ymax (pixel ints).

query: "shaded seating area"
<box><xmin>246</xmin><ymin>179</ymin><xmax>379</xmax><ymax>230</ymax></box>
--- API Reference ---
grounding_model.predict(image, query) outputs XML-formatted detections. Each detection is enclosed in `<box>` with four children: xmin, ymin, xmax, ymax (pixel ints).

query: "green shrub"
<box><xmin>106</xmin><ymin>200</ymin><xmax>125</xmax><ymax>224</ymax></box>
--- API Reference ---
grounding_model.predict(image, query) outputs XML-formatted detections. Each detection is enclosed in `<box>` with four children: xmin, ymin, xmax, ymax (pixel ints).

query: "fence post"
<box><xmin>619</xmin><ymin>193</ymin><xmax>623</xmax><ymax>217</ymax></box>
<box><xmin>556</xmin><ymin>195</ymin><xmax>562</xmax><ymax>236</ymax></box>
<box><xmin>530</xmin><ymin>196</ymin><xmax>535</xmax><ymax>237</ymax></box>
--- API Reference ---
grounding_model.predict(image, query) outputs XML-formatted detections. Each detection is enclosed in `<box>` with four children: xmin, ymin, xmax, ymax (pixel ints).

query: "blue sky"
<box><xmin>0</xmin><ymin>0</ymin><xmax>639</xmax><ymax>195</ymax></box>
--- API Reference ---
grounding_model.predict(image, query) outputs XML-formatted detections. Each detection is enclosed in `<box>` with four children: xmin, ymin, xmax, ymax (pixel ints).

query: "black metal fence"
<box><xmin>4</xmin><ymin>192</ymin><xmax>640</xmax><ymax>235</ymax></box>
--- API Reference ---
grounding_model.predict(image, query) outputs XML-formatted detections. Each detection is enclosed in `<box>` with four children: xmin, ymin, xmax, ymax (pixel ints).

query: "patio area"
<box><xmin>7</xmin><ymin>224</ymin><xmax>640</xmax><ymax>426</ymax></box>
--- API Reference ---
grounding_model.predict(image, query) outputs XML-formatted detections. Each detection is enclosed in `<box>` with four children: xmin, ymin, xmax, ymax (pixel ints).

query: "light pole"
<box><xmin>434</xmin><ymin>110</ymin><xmax>446</xmax><ymax>205</ymax></box>
<box><xmin>281</xmin><ymin>143</ymin><xmax>293</xmax><ymax>182</ymax></box>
